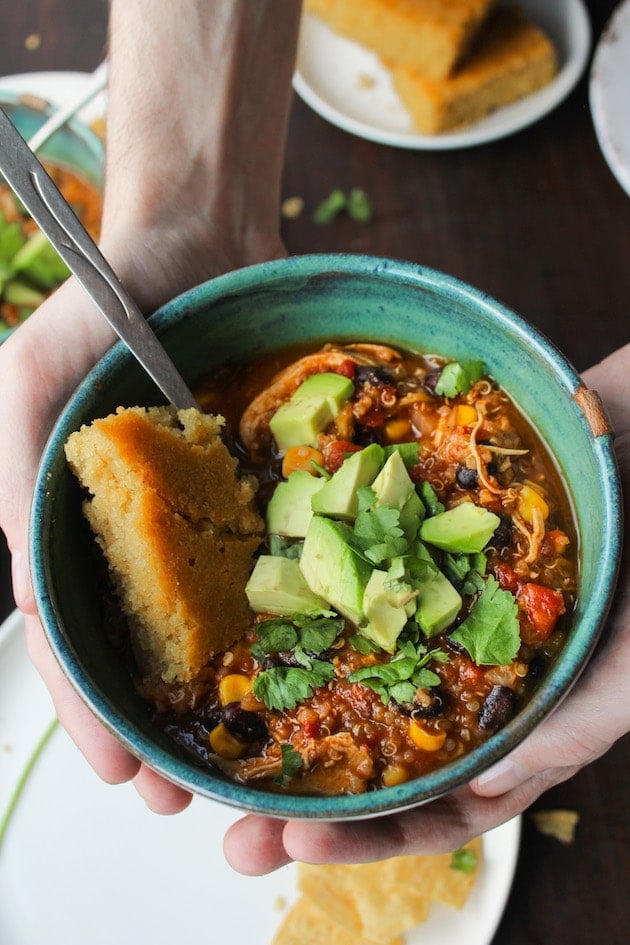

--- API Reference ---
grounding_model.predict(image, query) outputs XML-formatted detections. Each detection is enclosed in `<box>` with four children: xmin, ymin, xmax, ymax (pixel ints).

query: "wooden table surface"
<box><xmin>0</xmin><ymin>2</ymin><xmax>628</xmax><ymax>942</ymax></box>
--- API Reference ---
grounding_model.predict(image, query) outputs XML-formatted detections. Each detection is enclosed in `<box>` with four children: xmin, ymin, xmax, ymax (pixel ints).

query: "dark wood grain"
<box><xmin>0</xmin><ymin>3</ymin><xmax>628</xmax><ymax>943</ymax></box>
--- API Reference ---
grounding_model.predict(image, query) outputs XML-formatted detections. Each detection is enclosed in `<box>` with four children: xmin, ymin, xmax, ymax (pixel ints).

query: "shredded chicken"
<box><xmin>469</xmin><ymin>405</ymin><xmax>502</xmax><ymax>495</ymax></box>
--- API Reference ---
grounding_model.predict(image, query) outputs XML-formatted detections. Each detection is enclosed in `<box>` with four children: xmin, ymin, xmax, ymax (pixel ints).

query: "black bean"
<box><xmin>394</xmin><ymin>691</ymin><xmax>443</xmax><ymax>719</ymax></box>
<box><xmin>456</xmin><ymin>464</ymin><xmax>478</xmax><ymax>489</ymax></box>
<box><xmin>353</xmin><ymin>427</ymin><xmax>380</xmax><ymax>446</ymax></box>
<box><xmin>221</xmin><ymin>703</ymin><xmax>268</xmax><ymax>742</ymax></box>
<box><xmin>422</xmin><ymin>370</ymin><xmax>441</xmax><ymax>394</ymax></box>
<box><xmin>488</xmin><ymin>516</ymin><xmax>513</xmax><ymax>550</ymax></box>
<box><xmin>411</xmin><ymin>693</ymin><xmax>443</xmax><ymax>720</ymax></box>
<box><xmin>355</xmin><ymin>365</ymin><xmax>395</xmax><ymax>386</ymax></box>
<box><xmin>478</xmin><ymin>686</ymin><xmax>514</xmax><ymax>732</ymax></box>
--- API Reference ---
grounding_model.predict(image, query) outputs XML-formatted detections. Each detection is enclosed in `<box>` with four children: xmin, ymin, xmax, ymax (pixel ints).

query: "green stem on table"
<box><xmin>0</xmin><ymin>716</ymin><xmax>59</xmax><ymax>853</ymax></box>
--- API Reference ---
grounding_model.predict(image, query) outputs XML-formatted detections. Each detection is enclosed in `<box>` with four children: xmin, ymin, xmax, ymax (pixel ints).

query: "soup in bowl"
<box><xmin>30</xmin><ymin>254</ymin><xmax>622</xmax><ymax>819</ymax></box>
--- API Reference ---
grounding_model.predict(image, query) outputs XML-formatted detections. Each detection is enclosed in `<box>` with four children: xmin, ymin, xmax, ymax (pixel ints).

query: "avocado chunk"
<box><xmin>299</xmin><ymin>515</ymin><xmax>372</xmax><ymax>626</ymax></box>
<box><xmin>383</xmin><ymin>441</ymin><xmax>420</xmax><ymax>469</ymax></box>
<box><xmin>311</xmin><ymin>442</ymin><xmax>385</xmax><ymax>521</ymax></box>
<box><xmin>270</xmin><ymin>397</ymin><xmax>333</xmax><ymax>451</ymax></box>
<box><xmin>420</xmin><ymin>502</ymin><xmax>500</xmax><ymax>553</ymax></box>
<box><xmin>411</xmin><ymin>541</ymin><xmax>463</xmax><ymax>636</ymax></box>
<box><xmin>245</xmin><ymin>555</ymin><xmax>327</xmax><ymax>615</ymax></box>
<box><xmin>291</xmin><ymin>372</ymin><xmax>354</xmax><ymax>412</ymax></box>
<box><xmin>266</xmin><ymin>471</ymin><xmax>325</xmax><ymax>538</ymax></box>
<box><xmin>360</xmin><ymin>567</ymin><xmax>411</xmax><ymax>652</ymax></box>
<box><xmin>269</xmin><ymin>372</ymin><xmax>354</xmax><ymax>450</ymax></box>
<box><xmin>12</xmin><ymin>231</ymin><xmax>70</xmax><ymax>289</ymax></box>
<box><xmin>371</xmin><ymin>449</ymin><xmax>415</xmax><ymax>511</ymax></box>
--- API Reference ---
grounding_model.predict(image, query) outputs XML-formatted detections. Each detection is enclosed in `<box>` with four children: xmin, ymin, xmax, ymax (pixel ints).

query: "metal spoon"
<box><xmin>27</xmin><ymin>60</ymin><xmax>109</xmax><ymax>154</ymax></box>
<box><xmin>0</xmin><ymin>106</ymin><xmax>198</xmax><ymax>411</ymax></box>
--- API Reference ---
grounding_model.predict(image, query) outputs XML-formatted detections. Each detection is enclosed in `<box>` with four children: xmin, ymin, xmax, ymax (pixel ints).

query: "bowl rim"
<box><xmin>30</xmin><ymin>253</ymin><xmax>623</xmax><ymax>819</ymax></box>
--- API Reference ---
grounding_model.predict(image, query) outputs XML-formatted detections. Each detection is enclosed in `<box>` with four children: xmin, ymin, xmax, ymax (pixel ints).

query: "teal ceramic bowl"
<box><xmin>30</xmin><ymin>254</ymin><xmax>622</xmax><ymax>819</ymax></box>
<box><xmin>0</xmin><ymin>95</ymin><xmax>104</xmax><ymax>344</ymax></box>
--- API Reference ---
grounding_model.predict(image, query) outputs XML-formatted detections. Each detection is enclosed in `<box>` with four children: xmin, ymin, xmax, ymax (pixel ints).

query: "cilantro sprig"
<box><xmin>348</xmin><ymin>487</ymin><xmax>409</xmax><ymax>566</ymax></box>
<box><xmin>449</xmin><ymin>575</ymin><xmax>520</xmax><ymax>665</ymax></box>
<box><xmin>442</xmin><ymin>551</ymin><xmax>487</xmax><ymax>596</ymax></box>
<box><xmin>348</xmin><ymin>636</ymin><xmax>449</xmax><ymax>705</ymax></box>
<box><xmin>450</xmin><ymin>847</ymin><xmax>478</xmax><ymax>874</ymax></box>
<box><xmin>253</xmin><ymin>660</ymin><xmax>335</xmax><ymax>711</ymax></box>
<box><xmin>252</xmin><ymin>614</ymin><xmax>342</xmax><ymax>711</ymax></box>
<box><xmin>274</xmin><ymin>744</ymin><xmax>304</xmax><ymax>785</ymax></box>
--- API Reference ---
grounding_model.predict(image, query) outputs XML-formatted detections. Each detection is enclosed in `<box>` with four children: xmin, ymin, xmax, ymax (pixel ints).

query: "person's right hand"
<box><xmin>0</xmin><ymin>220</ymin><xmax>284</xmax><ymax>813</ymax></box>
<box><xmin>0</xmin><ymin>0</ymin><xmax>300</xmax><ymax>814</ymax></box>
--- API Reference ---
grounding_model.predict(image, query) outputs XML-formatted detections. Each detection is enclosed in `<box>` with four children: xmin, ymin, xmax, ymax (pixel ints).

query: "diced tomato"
<box><xmin>322</xmin><ymin>439</ymin><xmax>363</xmax><ymax>474</ymax></box>
<box><xmin>456</xmin><ymin>657</ymin><xmax>486</xmax><ymax>688</ymax></box>
<box><xmin>334</xmin><ymin>359</ymin><xmax>357</xmax><ymax>380</ymax></box>
<box><xmin>494</xmin><ymin>562</ymin><xmax>520</xmax><ymax>595</ymax></box>
<box><xmin>303</xmin><ymin>719</ymin><xmax>321</xmax><ymax>739</ymax></box>
<box><xmin>519</xmin><ymin>583</ymin><xmax>566</xmax><ymax>640</ymax></box>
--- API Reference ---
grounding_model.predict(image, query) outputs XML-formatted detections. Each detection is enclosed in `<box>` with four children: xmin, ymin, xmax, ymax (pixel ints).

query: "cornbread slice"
<box><xmin>65</xmin><ymin>406</ymin><xmax>264</xmax><ymax>684</ymax></box>
<box><xmin>391</xmin><ymin>7</ymin><xmax>558</xmax><ymax>134</ymax></box>
<box><xmin>305</xmin><ymin>0</ymin><xmax>498</xmax><ymax>79</ymax></box>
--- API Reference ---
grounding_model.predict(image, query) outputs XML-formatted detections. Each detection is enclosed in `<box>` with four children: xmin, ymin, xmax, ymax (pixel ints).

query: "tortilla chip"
<box><xmin>298</xmin><ymin>863</ymin><xmax>363</xmax><ymax>934</ymax></box>
<box><xmin>272</xmin><ymin>896</ymin><xmax>403</xmax><ymax>945</ymax></box>
<box><xmin>432</xmin><ymin>837</ymin><xmax>483</xmax><ymax>909</ymax></box>
<box><xmin>296</xmin><ymin>837</ymin><xmax>482</xmax><ymax>944</ymax></box>
<box><xmin>531</xmin><ymin>809</ymin><xmax>579</xmax><ymax>844</ymax></box>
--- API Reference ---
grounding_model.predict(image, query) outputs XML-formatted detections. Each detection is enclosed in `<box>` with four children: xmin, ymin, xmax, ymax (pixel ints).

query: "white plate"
<box><xmin>294</xmin><ymin>0</ymin><xmax>591</xmax><ymax>149</ymax></box>
<box><xmin>0</xmin><ymin>70</ymin><xmax>106</xmax><ymax>122</ymax></box>
<box><xmin>589</xmin><ymin>0</ymin><xmax>630</xmax><ymax>196</ymax></box>
<box><xmin>0</xmin><ymin>609</ymin><xmax>520</xmax><ymax>945</ymax></box>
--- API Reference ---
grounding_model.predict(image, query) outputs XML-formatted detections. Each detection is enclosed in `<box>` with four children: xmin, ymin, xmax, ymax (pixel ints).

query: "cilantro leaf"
<box><xmin>435</xmin><ymin>360</ymin><xmax>485</xmax><ymax>398</ymax></box>
<box><xmin>417</xmin><ymin>481</ymin><xmax>445</xmax><ymax>517</ymax></box>
<box><xmin>349</xmin><ymin>633</ymin><xmax>381</xmax><ymax>655</ymax></box>
<box><xmin>443</xmin><ymin>551</ymin><xmax>487</xmax><ymax>596</ymax></box>
<box><xmin>251</xmin><ymin>619</ymin><xmax>299</xmax><ymax>660</ymax></box>
<box><xmin>450</xmin><ymin>847</ymin><xmax>478</xmax><ymax>874</ymax></box>
<box><xmin>349</xmin><ymin>487</ymin><xmax>409</xmax><ymax>565</ymax></box>
<box><xmin>313</xmin><ymin>188</ymin><xmax>347</xmax><ymax>224</ymax></box>
<box><xmin>274</xmin><ymin>744</ymin><xmax>304</xmax><ymax>784</ymax></box>
<box><xmin>297</xmin><ymin>616</ymin><xmax>344</xmax><ymax>653</ymax></box>
<box><xmin>253</xmin><ymin>660</ymin><xmax>335</xmax><ymax>711</ymax></box>
<box><xmin>269</xmin><ymin>534</ymin><xmax>303</xmax><ymax>559</ymax></box>
<box><xmin>347</xmin><ymin>187</ymin><xmax>373</xmax><ymax>223</ymax></box>
<box><xmin>348</xmin><ymin>642</ymin><xmax>448</xmax><ymax>705</ymax></box>
<box><xmin>449</xmin><ymin>576</ymin><xmax>520</xmax><ymax>665</ymax></box>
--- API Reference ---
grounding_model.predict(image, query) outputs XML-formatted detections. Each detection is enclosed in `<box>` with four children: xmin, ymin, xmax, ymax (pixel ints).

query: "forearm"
<box><xmin>102</xmin><ymin>0</ymin><xmax>301</xmax><ymax>297</ymax></box>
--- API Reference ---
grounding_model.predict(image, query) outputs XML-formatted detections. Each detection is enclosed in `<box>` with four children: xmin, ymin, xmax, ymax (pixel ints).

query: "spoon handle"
<box><xmin>0</xmin><ymin>106</ymin><xmax>198</xmax><ymax>411</ymax></box>
<box><xmin>27</xmin><ymin>61</ymin><xmax>109</xmax><ymax>154</ymax></box>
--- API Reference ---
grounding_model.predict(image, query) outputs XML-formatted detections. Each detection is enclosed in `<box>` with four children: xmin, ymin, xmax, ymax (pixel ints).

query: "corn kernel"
<box><xmin>409</xmin><ymin>719</ymin><xmax>447</xmax><ymax>752</ymax></box>
<box><xmin>209</xmin><ymin>723</ymin><xmax>246</xmax><ymax>759</ymax></box>
<box><xmin>384</xmin><ymin>418</ymin><xmax>411</xmax><ymax>442</ymax></box>
<box><xmin>450</xmin><ymin>404</ymin><xmax>478</xmax><ymax>427</ymax></box>
<box><xmin>517</xmin><ymin>483</ymin><xmax>549</xmax><ymax>523</ymax></box>
<box><xmin>218</xmin><ymin>673</ymin><xmax>252</xmax><ymax>706</ymax></box>
<box><xmin>382</xmin><ymin>763</ymin><xmax>410</xmax><ymax>787</ymax></box>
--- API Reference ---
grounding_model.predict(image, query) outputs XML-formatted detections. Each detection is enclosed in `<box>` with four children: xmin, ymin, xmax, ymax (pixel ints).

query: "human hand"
<box><xmin>1</xmin><ymin>220</ymin><xmax>285</xmax><ymax>815</ymax></box>
<box><xmin>223</xmin><ymin>344</ymin><xmax>630</xmax><ymax>875</ymax></box>
<box><xmin>0</xmin><ymin>0</ymin><xmax>299</xmax><ymax>815</ymax></box>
